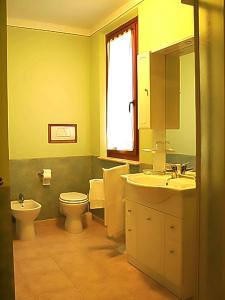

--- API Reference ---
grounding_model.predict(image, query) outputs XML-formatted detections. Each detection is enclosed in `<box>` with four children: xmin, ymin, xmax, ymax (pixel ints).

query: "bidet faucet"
<box><xmin>18</xmin><ymin>193</ymin><xmax>24</xmax><ymax>204</ymax></box>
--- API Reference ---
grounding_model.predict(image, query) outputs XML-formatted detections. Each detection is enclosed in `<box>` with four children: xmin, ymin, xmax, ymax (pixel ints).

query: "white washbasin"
<box><xmin>126</xmin><ymin>173</ymin><xmax>196</xmax><ymax>190</ymax></box>
<box><xmin>124</xmin><ymin>173</ymin><xmax>196</xmax><ymax>218</ymax></box>
<box><xmin>167</xmin><ymin>177</ymin><xmax>196</xmax><ymax>189</ymax></box>
<box><xmin>127</xmin><ymin>174</ymin><xmax>170</xmax><ymax>188</ymax></box>
<box><xmin>11</xmin><ymin>200</ymin><xmax>41</xmax><ymax>240</ymax></box>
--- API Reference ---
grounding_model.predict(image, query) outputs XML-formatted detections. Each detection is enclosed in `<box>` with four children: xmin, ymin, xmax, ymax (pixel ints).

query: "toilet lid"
<box><xmin>59</xmin><ymin>192</ymin><xmax>88</xmax><ymax>203</ymax></box>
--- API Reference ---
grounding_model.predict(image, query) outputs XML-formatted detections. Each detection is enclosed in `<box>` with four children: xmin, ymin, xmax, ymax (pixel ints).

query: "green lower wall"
<box><xmin>10</xmin><ymin>156</ymin><xmax>92</xmax><ymax>220</ymax></box>
<box><xmin>91</xmin><ymin>156</ymin><xmax>140</xmax><ymax>179</ymax></box>
<box><xmin>10</xmin><ymin>156</ymin><xmax>143</xmax><ymax>221</ymax></box>
<box><xmin>166</xmin><ymin>154</ymin><xmax>196</xmax><ymax>170</ymax></box>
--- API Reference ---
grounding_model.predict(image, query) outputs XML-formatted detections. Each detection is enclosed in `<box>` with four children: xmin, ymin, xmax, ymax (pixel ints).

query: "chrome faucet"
<box><xmin>166</xmin><ymin>164</ymin><xmax>179</xmax><ymax>178</ymax></box>
<box><xmin>180</xmin><ymin>162</ymin><xmax>193</xmax><ymax>174</ymax></box>
<box><xmin>18</xmin><ymin>193</ymin><xmax>25</xmax><ymax>204</ymax></box>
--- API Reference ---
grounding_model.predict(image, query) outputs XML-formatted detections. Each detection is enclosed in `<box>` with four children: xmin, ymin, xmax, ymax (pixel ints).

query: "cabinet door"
<box><xmin>136</xmin><ymin>204</ymin><xmax>164</xmax><ymax>274</ymax></box>
<box><xmin>165</xmin><ymin>215</ymin><xmax>181</xmax><ymax>243</ymax></box>
<box><xmin>125</xmin><ymin>201</ymin><xmax>137</xmax><ymax>258</ymax></box>
<box><xmin>137</xmin><ymin>52</ymin><xmax>151</xmax><ymax>128</ymax></box>
<box><xmin>164</xmin><ymin>240</ymin><xmax>181</xmax><ymax>287</ymax></box>
<box><xmin>165</xmin><ymin>215</ymin><xmax>182</xmax><ymax>286</ymax></box>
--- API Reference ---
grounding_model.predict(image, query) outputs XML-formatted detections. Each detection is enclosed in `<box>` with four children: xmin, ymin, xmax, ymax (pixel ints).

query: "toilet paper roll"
<box><xmin>42</xmin><ymin>169</ymin><xmax>51</xmax><ymax>186</ymax></box>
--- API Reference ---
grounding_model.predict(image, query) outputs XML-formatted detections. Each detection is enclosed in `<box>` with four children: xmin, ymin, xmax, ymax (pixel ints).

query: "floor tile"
<box><xmin>25</xmin><ymin>271</ymin><xmax>74</xmax><ymax>296</ymax></box>
<box><xmin>15</xmin><ymin>279</ymin><xmax>35</xmax><ymax>300</ymax></box>
<box><xmin>13</xmin><ymin>245</ymin><xmax>47</xmax><ymax>261</ymax></box>
<box><xmin>37</xmin><ymin>288</ymin><xmax>83</xmax><ymax>300</ymax></box>
<box><xmin>14</xmin><ymin>220</ymin><xmax>178</xmax><ymax>300</ymax></box>
<box><xmin>18</xmin><ymin>257</ymin><xmax>61</xmax><ymax>275</ymax></box>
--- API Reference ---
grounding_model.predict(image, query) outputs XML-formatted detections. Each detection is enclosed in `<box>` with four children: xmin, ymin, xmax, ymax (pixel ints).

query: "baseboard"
<box><xmin>92</xmin><ymin>214</ymin><xmax>105</xmax><ymax>225</ymax></box>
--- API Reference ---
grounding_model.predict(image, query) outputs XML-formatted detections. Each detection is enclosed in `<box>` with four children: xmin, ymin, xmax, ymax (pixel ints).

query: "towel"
<box><xmin>103</xmin><ymin>164</ymin><xmax>129</xmax><ymax>239</ymax></box>
<box><xmin>89</xmin><ymin>179</ymin><xmax>105</xmax><ymax>209</ymax></box>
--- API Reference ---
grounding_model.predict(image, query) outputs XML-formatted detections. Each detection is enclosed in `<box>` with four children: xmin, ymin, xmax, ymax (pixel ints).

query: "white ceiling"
<box><xmin>7</xmin><ymin>0</ymin><xmax>142</xmax><ymax>36</ymax></box>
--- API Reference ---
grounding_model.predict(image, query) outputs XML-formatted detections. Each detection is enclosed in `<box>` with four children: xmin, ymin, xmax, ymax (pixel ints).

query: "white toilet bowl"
<box><xmin>59</xmin><ymin>192</ymin><xmax>88</xmax><ymax>234</ymax></box>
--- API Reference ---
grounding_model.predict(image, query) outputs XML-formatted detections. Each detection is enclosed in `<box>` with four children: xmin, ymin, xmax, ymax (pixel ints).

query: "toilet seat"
<box><xmin>59</xmin><ymin>192</ymin><xmax>88</xmax><ymax>204</ymax></box>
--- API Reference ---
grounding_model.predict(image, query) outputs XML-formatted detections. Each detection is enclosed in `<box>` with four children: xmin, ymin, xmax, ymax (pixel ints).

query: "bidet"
<box><xmin>11</xmin><ymin>200</ymin><xmax>41</xmax><ymax>240</ymax></box>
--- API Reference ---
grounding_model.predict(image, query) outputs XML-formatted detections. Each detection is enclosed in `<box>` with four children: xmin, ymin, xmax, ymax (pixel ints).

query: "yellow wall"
<box><xmin>8</xmin><ymin>27</ymin><xmax>91</xmax><ymax>160</ymax></box>
<box><xmin>90</xmin><ymin>0</ymin><xmax>194</xmax><ymax>163</ymax></box>
<box><xmin>138</xmin><ymin>0</ymin><xmax>194</xmax><ymax>163</ymax></box>
<box><xmin>0</xmin><ymin>0</ymin><xmax>10</xmax><ymax>184</ymax></box>
<box><xmin>90</xmin><ymin>33</ymin><xmax>104</xmax><ymax>157</ymax></box>
<box><xmin>7</xmin><ymin>0</ymin><xmax>194</xmax><ymax>162</ymax></box>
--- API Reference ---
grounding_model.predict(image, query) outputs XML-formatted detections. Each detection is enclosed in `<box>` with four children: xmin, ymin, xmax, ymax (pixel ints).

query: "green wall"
<box><xmin>8</xmin><ymin>27</ymin><xmax>91</xmax><ymax>160</ymax></box>
<box><xmin>167</xmin><ymin>52</ymin><xmax>196</xmax><ymax>155</ymax></box>
<box><xmin>90</xmin><ymin>0</ymin><xmax>194</xmax><ymax>164</ymax></box>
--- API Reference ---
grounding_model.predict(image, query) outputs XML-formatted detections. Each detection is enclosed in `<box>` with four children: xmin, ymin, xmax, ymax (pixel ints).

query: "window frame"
<box><xmin>106</xmin><ymin>17</ymin><xmax>139</xmax><ymax>161</ymax></box>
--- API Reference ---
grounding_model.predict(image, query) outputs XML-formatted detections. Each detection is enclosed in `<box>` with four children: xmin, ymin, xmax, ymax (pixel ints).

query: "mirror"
<box><xmin>164</xmin><ymin>40</ymin><xmax>196</xmax><ymax>169</ymax></box>
<box><xmin>149</xmin><ymin>38</ymin><xmax>196</xmax><ymax>171</ymax></box>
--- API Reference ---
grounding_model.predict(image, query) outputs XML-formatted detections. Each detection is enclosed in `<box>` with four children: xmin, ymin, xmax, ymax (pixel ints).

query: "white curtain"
<box><xmin>107</xmin><ymin>30</ymin><xmax>134</xmax><ymax>151</ymax></box>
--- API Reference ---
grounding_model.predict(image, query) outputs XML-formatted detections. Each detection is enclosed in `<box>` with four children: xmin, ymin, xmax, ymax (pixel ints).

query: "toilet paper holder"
<box><xmin>38</xmin><ymin>170</ymin><xmax>51</xmax><ymax>176</ymax></box>
<box><xmin>38</xmin><ymin>169</ymin><xmax>52</xmax><ymax>186</ymax></box>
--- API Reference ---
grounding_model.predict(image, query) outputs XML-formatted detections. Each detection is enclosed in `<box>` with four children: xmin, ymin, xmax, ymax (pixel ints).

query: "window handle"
<box><xmin>129</xmin><ymin>101</ymin><xmax>134</xmax><ymax>112</ymax></box>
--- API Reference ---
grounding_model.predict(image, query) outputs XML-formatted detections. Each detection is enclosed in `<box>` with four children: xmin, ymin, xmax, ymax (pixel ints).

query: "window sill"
<box><xmin>98</xmin><ymin>156</ymin><xmax>141</xmax><ymax>166</ymax></box>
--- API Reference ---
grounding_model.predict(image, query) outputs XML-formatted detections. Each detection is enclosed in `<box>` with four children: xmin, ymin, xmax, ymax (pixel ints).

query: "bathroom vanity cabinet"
<box><xmin>125</xmin><ymin>189</ymin><xmax>196</xmax><ymax>300</ymax></box>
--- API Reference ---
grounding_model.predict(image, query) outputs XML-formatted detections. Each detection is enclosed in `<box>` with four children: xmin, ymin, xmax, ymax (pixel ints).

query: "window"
<box><xmin>106</xmin><ymin>17</ymin><xmax>139</xmax><ymax>161</ymax></box>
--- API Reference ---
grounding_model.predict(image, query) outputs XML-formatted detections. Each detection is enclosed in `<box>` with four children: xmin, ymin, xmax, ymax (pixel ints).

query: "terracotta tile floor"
<box><xmin>13</xmin><ymin>219</ymin><xmax>178</xmax><ymax>300</ymax></box>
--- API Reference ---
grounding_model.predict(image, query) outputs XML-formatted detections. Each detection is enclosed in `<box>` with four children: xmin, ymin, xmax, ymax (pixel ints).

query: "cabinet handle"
<box><xmin>128</xmin><ymin>229</ymin><xmax>132</xmax><ymax>232</ymax></box>
<box><xmin>144</xmin><ymin>88</ymin><xmax>149</xmax><ymax>96</ymax></box>
<box><xmin>146</xmin><ymin>217</ymin><xmax>151</xmax><ymax>221</ymax></box>
<box><xmin>128</xmin><ymin>209</ymin><xmax>132</xmax><ymax>213</ymax></box>
<box><xmin>169</xmin><ymin>250</ymin><xmax>175</xmax><ymax>254</ymax></box>
<box><xmin>170</xmin><ymin>225</ymin><xmax>175</xmax><ymax>229</ymax></box>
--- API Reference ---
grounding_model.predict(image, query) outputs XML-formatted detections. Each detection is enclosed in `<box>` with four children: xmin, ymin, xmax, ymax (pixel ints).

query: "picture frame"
<box><xmin>48</xmin><ymin>124</ymin><xmax>77</xmax><ymax>143</ymax></box>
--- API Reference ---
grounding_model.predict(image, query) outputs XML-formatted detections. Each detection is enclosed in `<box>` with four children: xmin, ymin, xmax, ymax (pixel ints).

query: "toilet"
<box><xmin>59</xmin><ymin>192</ymin><xmax>88</xmax><ymax>234</ymax></box>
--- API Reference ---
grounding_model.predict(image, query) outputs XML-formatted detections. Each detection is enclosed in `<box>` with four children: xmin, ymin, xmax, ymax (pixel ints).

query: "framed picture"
<box><xmin>48</xmin><ymin>124</ymin><xmax>77</xmax><ymax>143</ymax></box>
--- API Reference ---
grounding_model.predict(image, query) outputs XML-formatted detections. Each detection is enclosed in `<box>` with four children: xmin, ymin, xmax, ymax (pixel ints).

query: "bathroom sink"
<box><xmin>124</xmin><ymin>173</ymin><xmax>196</xmax><ymax>218</ymax></box>
<box><xmin>166</xmin><ymin>177</ymin><xmax>196</xmax><ymax>189</ymax></box>
<box><xmin>126</xmin><ymin>173</ymin><xmax>170</xmax><ymax>188</ymax></box>
<box><xmin>11</xmin><ymin>200</ymin><xmax>41</xmax><ymax>240</ymax></box>
<box><xmin>126</xmin><ymin>173</ymin><xmax>196</xmax><ymax>190</ymax></box>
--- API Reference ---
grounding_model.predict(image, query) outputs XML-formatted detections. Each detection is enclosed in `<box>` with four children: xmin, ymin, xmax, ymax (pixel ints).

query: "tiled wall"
<box><xmin>166</xmin><ymin>154</ymin><xmax>196</xmax><ymax>170</ymax></box>
<box><xmin>10</xmin><ymin>156</ymin><xmax>92</xmax><ymax>220</ymax></box>
<box><xmin>91</xmin><ymin>156</ymin><xmax>140</xmax><ymax>179</ymax></box>
<box><xmin>10</xmin><ymin>156</ymin><xmax>149</xmax><ymax>221</ymax></box>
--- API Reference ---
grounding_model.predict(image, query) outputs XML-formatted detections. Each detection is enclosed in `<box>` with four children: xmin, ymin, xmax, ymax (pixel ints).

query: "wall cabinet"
<box><xmin>137</xmin><ymin>52</ymin><xmax>151</xmax><ymax>129</ymax></box>
<box><xmin>137</xmin><ymin>51</ymin><xmax>165</xmax><ymax>130</ymax></box>
<box><xmin>125</xmin><ymin>199</ymin><xmax>195</xmax><ymax>300</ymax></box>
